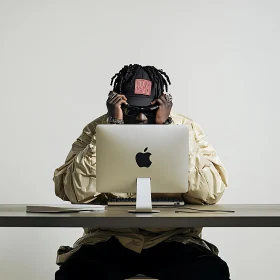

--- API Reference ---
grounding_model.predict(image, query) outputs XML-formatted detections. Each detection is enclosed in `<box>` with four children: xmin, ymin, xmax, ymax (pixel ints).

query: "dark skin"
<box><xmin>106</xmin><ymin>91</ymin><xmax>173</xmax><ymax>124</ymax></box>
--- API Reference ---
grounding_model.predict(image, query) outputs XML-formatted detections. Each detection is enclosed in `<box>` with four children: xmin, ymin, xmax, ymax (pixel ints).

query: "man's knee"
<box><xmin>192</xmin><ymin>255</ymin><xmax>230</xmax><ymax>279</ymax></box>
<box><xmin>55</xmin><ymin>268</ymin><xmax>65</xmax><ymax>280</ymax></box>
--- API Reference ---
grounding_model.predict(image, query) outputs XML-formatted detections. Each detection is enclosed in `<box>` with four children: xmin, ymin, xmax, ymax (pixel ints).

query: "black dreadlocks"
<box><xmin>110</xmin><ymin>64</ymin><xmax>171</xmax><ymax>99</ymax></box>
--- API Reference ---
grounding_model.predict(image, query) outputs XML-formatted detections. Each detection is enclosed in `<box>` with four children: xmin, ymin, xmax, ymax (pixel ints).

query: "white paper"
<box><xmin>26</xmin><ymin>204</ymin><xmax>106</xmax><ymax>213</ymax></box>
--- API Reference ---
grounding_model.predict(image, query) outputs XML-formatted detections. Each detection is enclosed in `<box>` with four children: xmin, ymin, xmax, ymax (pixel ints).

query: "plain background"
<box><xmin>0</xmin><ymin>0</ymin><xmax>280</xmax><ymax>279</ymax></box>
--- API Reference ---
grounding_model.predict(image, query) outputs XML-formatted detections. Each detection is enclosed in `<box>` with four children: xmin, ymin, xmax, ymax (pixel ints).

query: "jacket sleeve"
<box><xmin>53</xmin><ymin>117</ymin><xmax>104</xmax><ymax>204</ymax></box>
<box><xmin>182</xmin><ymin>121</ymin><xmax>228</xmax><ymax>205</ymax></box>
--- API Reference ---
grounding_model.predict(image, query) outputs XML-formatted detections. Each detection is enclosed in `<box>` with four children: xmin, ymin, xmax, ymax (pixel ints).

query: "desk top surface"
<box><xmin>0</xmin><ymin>204</ymin><xmax>280</xmax><ymax>227</ymax></box>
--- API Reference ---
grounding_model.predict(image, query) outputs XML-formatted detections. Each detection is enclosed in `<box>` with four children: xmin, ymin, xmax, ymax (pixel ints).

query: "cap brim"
<box><xmin>126</xmin><ymin>96</ymin><xmax>154</xmax><ymax>107</ymax></box>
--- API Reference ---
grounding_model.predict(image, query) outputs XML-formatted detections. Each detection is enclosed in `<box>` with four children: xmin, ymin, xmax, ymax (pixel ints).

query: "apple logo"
<box><xmin>135</xmin><ymin>147</ymin><xmax>152</xmax><ymax>168</ymax></box>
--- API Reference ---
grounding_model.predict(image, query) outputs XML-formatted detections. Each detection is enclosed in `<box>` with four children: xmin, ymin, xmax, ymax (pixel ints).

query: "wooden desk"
<box><xmin>0</xmin><ymin>204</ymin><xmax>280</xmax><ymax>227</ymax></box>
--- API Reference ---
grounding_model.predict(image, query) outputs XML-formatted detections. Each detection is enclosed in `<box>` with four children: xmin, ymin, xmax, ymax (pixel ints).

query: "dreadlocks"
<box><xmin>110</xmin><ymin>64</ymin><xmax>171</xmax><ymax>99</ymax></box>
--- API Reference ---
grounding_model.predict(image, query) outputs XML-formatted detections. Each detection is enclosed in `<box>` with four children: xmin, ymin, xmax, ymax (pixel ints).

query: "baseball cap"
<box><xmin>120</xmin><ymin>68</ymin><xmax>158</xmax><ymax>107</ymax></box>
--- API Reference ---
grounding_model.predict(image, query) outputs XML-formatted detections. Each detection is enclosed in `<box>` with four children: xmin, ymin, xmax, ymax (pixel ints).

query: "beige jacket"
<box><xmin>53</xmin><ymin>112</ymin><xmax>228</xmax><ymax>264</ymax></box>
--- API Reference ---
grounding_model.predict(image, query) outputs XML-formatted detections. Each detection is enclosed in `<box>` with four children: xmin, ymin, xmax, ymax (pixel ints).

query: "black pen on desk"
<box><xmin>175</xmin><ymin>208</ymin><xmax>235</xmax><ymax>214</ymax></box>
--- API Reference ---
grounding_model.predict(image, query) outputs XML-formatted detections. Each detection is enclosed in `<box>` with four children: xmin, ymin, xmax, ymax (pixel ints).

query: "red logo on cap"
<box><xmin>134</xmin><ymin>79</ymin><xmax>152</xmax><ymax>96</ymax></box>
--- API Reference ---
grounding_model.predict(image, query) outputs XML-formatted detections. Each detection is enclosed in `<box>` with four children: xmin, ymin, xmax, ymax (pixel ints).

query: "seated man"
<box><xmin>54</xmin><ymin>64</ymin><xmax>230</xmax><ymax>280</ymax></box>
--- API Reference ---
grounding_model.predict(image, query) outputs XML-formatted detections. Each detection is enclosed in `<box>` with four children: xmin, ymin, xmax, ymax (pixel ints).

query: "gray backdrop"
<box><xmin>0</xmin><ymin>0</ymin><xmax>280</xmax><ymax>279</ymax></box>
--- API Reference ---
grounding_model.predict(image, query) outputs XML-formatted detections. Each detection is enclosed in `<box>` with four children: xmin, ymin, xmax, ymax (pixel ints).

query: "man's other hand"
<box><xmin>150</xmin><ymin>94</ymin><xmax>173</xmax><ymax>124</ymax></box>
<box><xmin>106</xmin><ymin>91</ymin><xmax>128</xmax><ymax>120</ymax></box>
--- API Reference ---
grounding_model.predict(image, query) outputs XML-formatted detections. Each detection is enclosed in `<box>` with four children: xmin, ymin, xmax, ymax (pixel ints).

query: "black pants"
<box><xmin>55</xmin><ymin>237</ymin><xmax>230</xmax><ymax>280</ymax></box>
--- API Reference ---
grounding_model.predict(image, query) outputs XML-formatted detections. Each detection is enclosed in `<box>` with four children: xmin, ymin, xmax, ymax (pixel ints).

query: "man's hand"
<box><xmin>106</xmin><ymin>91</ymin><xmax>128</xmax><ymax>120</ymax></box>
<box><xmin>150</xmin><ymin>94</ymin><xmax>173</xmax><ymax>124</ymax></box>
